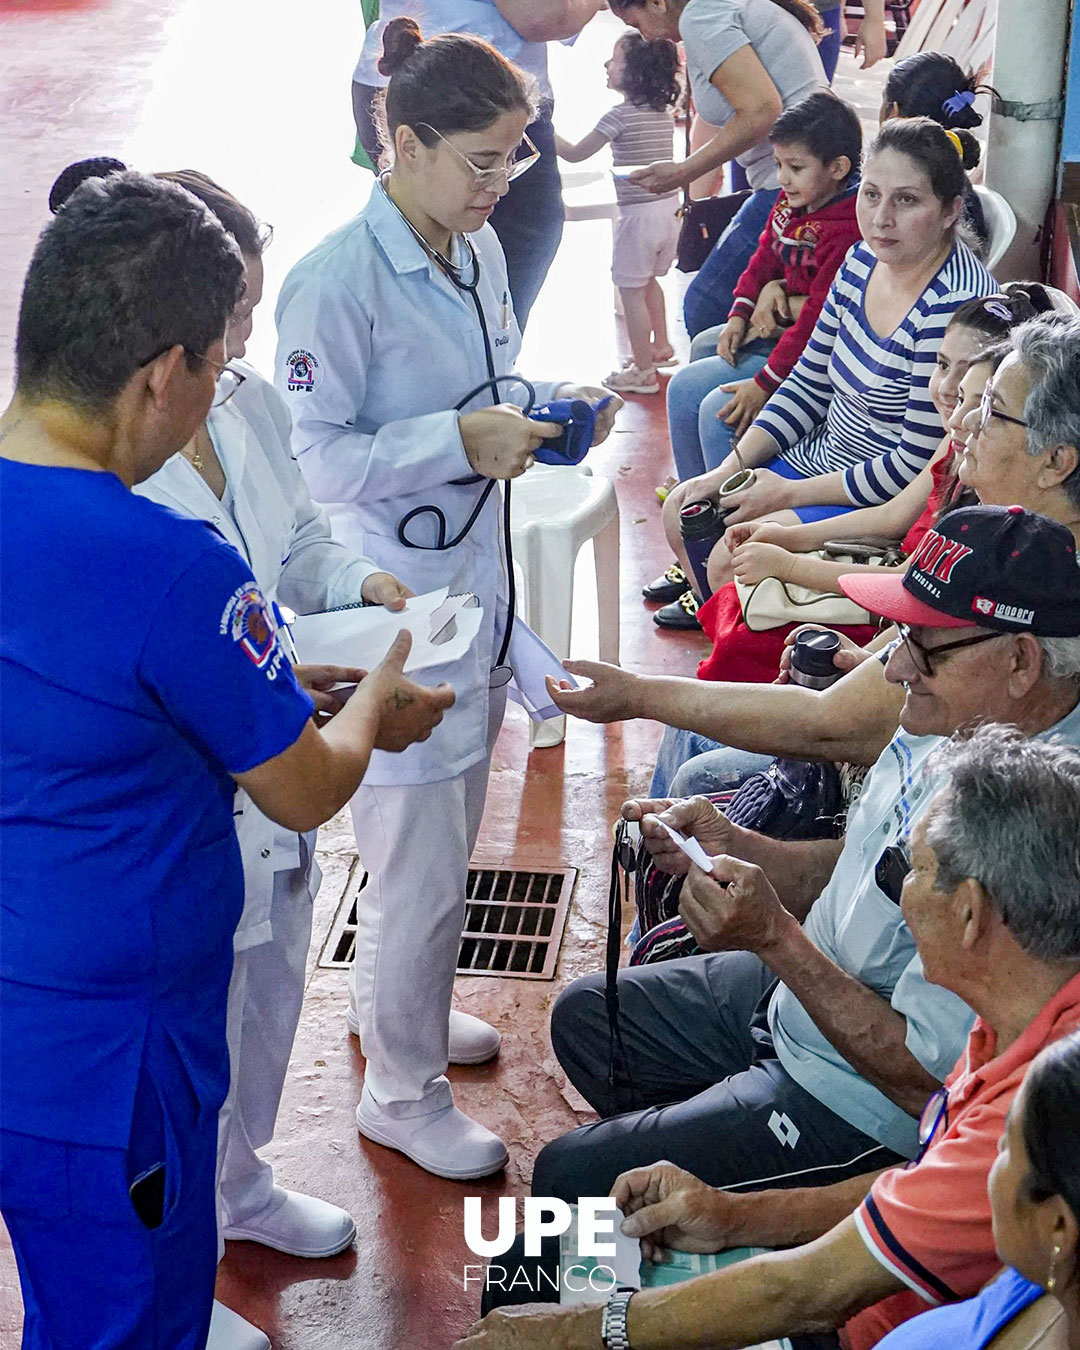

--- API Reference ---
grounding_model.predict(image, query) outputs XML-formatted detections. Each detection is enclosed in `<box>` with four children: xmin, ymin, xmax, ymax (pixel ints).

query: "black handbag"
<box><xmin>675</xmin><ymin>103</ymin><xmax>751</xmax><ymax>273</ymax></box>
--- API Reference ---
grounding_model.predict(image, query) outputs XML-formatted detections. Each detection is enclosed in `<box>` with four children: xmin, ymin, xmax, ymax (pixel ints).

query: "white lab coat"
<box><xmin>274</xmin><ymin>182</ymin><xmax>562</xmax><ymax>787</ymax></box>
<box><xmin>136</xmin><ymin>362</ymin><xmax>380</xmax><ymax>949</ymax></box>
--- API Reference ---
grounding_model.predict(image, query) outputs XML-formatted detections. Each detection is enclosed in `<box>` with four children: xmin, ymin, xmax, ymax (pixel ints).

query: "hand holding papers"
<box><xmin>289</xmin><ymin>588</ymin><xmax>482</xmax><ymax>676</ymax></box>
<box><xmin>655</xmin><ymin>821</ymin><xmax>715</xmax><ymax>875</ymax></box>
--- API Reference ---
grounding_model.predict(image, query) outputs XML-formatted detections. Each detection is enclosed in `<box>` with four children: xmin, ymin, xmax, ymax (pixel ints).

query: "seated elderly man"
<box><xmin>533</xmin><ymin>506</ymin><xmax>1080</xmax><ymax>1208</ymax></box>
<box><xmin>457</xmin><ymin>721</ymin><xmax>1080</xmax><ymax>1350</ymax></box>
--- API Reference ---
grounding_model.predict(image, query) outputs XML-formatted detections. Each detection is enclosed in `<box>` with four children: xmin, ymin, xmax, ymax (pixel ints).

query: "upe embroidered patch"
<box><xmin>285</xmin><ymin>349</ymin><xmax>319</xmax><ymax>393</ymax></box>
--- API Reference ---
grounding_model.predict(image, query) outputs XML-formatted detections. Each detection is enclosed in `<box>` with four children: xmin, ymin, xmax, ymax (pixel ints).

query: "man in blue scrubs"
<box><xmin>0</xmin><ymin>172</ymin><xmax>453</xmax><ymax>1349</ymax></box>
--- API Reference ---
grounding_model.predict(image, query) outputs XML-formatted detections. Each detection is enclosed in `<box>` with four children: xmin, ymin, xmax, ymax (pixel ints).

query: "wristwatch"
<box><xmin>601</xmin><ymin>1286</ymin><xmax>636</xmax><ymax>1349</ymax></box>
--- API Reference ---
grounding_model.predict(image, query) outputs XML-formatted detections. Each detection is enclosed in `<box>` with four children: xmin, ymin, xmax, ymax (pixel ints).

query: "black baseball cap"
<box><xmin>840</xmin><ymin>505</ymin><xmax>1080</xmax><ymax>636</ymax></box>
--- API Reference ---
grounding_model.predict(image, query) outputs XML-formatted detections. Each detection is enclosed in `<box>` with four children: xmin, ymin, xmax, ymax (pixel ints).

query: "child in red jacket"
<box><xmin>649</xmin><ymin>90</ymin><xmax>864</xmax><ymax>628</ymax></box>
<box><xmin>712</xmin><ymin>90</ymin><xmax>864</xmax><ymax>443</ymax></box>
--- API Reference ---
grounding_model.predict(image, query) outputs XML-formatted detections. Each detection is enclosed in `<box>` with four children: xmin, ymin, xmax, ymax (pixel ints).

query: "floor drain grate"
<box><xmin>319</xmin><ymin>859</ymin><xmax>576</xmax><ymax>980</ymax></box>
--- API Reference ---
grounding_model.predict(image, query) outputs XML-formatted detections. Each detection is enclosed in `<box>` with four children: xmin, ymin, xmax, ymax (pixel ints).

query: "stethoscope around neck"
<box><xmin>379</xmin><ymin>175</ymin><xmax>527</xmax><ymax>684</ymax></box>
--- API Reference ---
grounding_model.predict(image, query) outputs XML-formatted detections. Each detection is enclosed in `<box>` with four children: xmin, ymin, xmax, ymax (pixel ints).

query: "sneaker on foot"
<box><xmin>356</xmin><ymin>1086</ymin><xmax>508</xmax><ymax>1180</ymax></box>
<box><xmin>346</xmin><ymin>1004</ymin><xmax>501</xmax><ymax>1066</ymax></box>
<box><xmin>222</xmin><ymin>1186</ymin><xmax>356</xmax><ymax>1258</ymax></box>
<box><xmin>449</xmin><ymin>1009</ymin><xmax>501</xmax><ymax>1064</ymax></box>
<box><xmin>602</xmin><ymin>363</ymin><xmax>660</xmax><ymax>395</ymax></box>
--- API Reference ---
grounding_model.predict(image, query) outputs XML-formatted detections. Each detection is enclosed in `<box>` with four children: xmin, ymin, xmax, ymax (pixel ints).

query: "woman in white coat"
<box><xmin>128</xmin><ymin>171</ymin><xmax>418</xmax><ymax>1350</ymax></box>
<box><xmin>275</xmin><ymin>21</ymin><xmax>620</xmax><ymax>1180</ymax></box>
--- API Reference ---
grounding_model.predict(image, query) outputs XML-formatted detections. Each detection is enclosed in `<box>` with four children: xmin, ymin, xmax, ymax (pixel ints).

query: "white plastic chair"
<box><xmin>509</xmin><ymin>464</ymin><xmax>620</xmax><ymax>749</ymax></box>
<box><xmin>973</xmin><ymin>185</ymin><xmax>1018</xmax><ymax>271</ymax></box>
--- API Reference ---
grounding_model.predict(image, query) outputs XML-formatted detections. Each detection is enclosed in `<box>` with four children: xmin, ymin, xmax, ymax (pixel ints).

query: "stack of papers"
<box><xmin>289</xmin><ymin>588</ymin><xmax>482</xmax><ymax>675</ymax></box>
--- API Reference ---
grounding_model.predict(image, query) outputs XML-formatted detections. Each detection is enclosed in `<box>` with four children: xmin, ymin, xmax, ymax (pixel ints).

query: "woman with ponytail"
<box><xmin>605</xmin><ymin>0</ymin><xmax>828</xmax><ymax>339</ymax></box>
<box><xmin>276</xmin><ymin>21</ymin><xmax>620</xmax><ymax>1183</ymax></box>
<box><xmin>883</xmin><ymin>50</ymin><xmax>997</xmax><ymax>251</ymax></box>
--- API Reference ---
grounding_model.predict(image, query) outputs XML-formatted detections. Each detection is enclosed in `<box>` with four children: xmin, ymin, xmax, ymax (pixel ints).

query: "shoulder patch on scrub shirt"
<box><xmin>285</xmin><ymin>348</ymin><xmax>319</xmax><ymax>394</ymax></box>
<box><xmin>220</xmin><ymin>584</ymin><xmax>286</xmax><ymax>678</ymax></box>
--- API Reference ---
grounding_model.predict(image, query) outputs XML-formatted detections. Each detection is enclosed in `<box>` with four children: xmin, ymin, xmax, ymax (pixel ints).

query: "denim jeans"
<box><xmin>819</xmin><ymin>6</ymin><xmax>843</xmax><ymax>81</ymax></box>
<box><xmin>666</xmin><ymin>333</ymin><xmax>775</xmax><ymax>480</ymax></box>
<box><xmin>650</xmin><ymin>723</ymin><xmax>774</xmax><ymax>797</ymax></box>
<box><xmin>683</xmin><ymin>187</ymin><xmax>779</xmax><ymax>338</ymax></box>
<box><xmin>490</xmin><ymin>108</ymin><xmax>563</xmax><ymax>332</ymax></box>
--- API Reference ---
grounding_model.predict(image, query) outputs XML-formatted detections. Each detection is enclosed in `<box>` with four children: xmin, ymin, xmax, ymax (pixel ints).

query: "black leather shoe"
<box><xmin>642</xmin><ymin>562</ymin><xmax>688</xmax><ymax>604</ymax></box>
<box><xmin>653</xmin><ymin>590</ymin><xmax>702</xmax><ymax>630</ymax></box>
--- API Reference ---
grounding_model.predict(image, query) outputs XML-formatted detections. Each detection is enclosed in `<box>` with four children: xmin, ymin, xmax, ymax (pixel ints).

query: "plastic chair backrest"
<box><xmin>973</xmin><ymin>185</ymin><xmax>1018</xmax><ymax>271</ymax></box>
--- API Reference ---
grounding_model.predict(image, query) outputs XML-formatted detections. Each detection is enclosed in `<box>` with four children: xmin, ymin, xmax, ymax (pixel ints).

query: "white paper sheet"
<box><xmin>289</xmin><ymin>588</ymin><xmax>483</xmax><ymax>675</ymax></box>
<box><xmin>504</xmin><ymin>618</ymin><xmax>579</xmax><ymax>722</ymax></box>
<box><xmin>657</xmin><ymin>821</ymin><xmax>715</xmax><ymax>874</ymax></box>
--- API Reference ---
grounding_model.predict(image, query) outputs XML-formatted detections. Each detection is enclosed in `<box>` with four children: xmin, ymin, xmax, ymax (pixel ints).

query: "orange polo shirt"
<box><xmin>845</xmin><ymin>968</ymin><xmax>1080</xmax><ymax>1349</ymax></box>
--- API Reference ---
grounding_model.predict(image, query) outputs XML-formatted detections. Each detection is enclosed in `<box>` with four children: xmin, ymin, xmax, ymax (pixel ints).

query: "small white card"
<box><xmin>656</xmin><ymin>820</ymin><xmax>715</xmax><ymax>874</ymax></box>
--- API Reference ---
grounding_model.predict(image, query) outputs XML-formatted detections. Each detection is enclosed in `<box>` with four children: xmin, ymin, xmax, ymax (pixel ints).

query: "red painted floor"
<box><xmin>0</xmin><ymin>4</ymin><xmax>885</xmax><ymax>1344</ymax></box>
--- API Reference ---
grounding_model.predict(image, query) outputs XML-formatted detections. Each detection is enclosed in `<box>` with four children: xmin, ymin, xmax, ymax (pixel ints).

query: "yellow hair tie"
<box><xmin>944</xmin><ymin>129</ymin><xmax>965</xmax><ymax>159</ymax></box>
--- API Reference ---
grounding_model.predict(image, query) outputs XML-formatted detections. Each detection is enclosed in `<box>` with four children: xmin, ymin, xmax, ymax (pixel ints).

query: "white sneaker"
<box><xmin>207</xmin><ymin>1301</ymin><xmax>270</xmax><ymax>1350</ymax></box>
<box><xmin>222</xmin><ymin>1186</ymin><xmax>356</xmax><ymax>1258</ymax></box>
<box><xmin>346</xmin><ymin>1004</ymin><xmax>501</xmax><ymax>1066</ymax></box>
<box><xmin>602</xmin><ymin>363</ymin><xmax>660</xmax><ymax>395</ymax></box>
<box><xmin>447</xmin><ymin>1009</ymin><xmax>501</xmax><ymax>1064</ymax></box>
<box><xmin>356</xmin><ymin>1085</ymin><xmax>508</xmax><ymax>1180</ymax></box>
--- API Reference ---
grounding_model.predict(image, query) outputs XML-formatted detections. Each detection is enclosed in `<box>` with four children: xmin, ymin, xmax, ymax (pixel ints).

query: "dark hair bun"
<box><xmin>1002</xmin><ymin>281</ymin><xmax>1056</xmax><ymax>316</ymax></box>
<box><xmin>953</xmin><ymin>127</ymin><xmax>981</xmax><ymax>171</ymax></box>
<box><xmin>379</xmin><ymin>18</ymin><xmax>423</xmax><ymax>78</ymax></box>
<box><xmin>48</xmin><ymin>157</ymin><xmax>128</xmax><ymax>214</ymax></box>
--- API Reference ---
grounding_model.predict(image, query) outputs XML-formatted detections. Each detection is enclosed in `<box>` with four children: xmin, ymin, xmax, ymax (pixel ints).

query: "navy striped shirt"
<box><xmin>753</xmin><ymin>240</ymin><xmax>997</xmax><ymax>506</ymax></box>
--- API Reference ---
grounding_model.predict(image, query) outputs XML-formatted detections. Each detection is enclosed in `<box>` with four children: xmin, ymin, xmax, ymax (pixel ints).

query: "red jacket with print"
<box><xmin>728</xmin><ymin>183</ymin><xmax>862</xmax><ymax>395</ymax></box>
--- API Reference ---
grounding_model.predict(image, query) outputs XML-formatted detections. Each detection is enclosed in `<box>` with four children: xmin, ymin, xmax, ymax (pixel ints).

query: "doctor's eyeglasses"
<box><xmin>190</xmin><ymin>353</ymin><xmax>246</xmax><ymax>408</ymax></box>
<box><xmin>418</xmin><ymin>124</ymin><xmax>540</xmax><ymax>191</ymax></box>
<box><xmin>138</xmin><ymin>345</ymin><xmax>246</xmax><ymax>408</ymax></box>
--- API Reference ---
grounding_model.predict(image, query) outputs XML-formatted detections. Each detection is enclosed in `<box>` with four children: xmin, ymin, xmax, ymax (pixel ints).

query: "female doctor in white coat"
<box><xmin>275</xmin><ymin>21</ymin><xmax>620</xmax><ymax>1181</ymax></box>
<box><xmin>124</xmin><ymin>170</ymin><xmax>419</xmax><ymax>1350</ymax></box>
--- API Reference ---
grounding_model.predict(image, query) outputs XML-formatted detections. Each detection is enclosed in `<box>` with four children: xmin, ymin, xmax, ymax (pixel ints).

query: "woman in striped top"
<box><xmin>666</xmin><ymin>118</ymin><xmax>997</xmax><ymax>594</ymax></box>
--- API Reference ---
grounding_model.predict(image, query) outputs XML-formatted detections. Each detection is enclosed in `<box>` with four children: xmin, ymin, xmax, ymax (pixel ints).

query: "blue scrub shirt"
<box><xmin>0</xmin><ymin>461</ymin><xmax>314</xmax><ymax>1150</ymax></box>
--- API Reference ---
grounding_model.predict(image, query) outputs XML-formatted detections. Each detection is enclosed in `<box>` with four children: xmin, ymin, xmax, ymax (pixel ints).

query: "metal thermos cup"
<box><xmin>680</xmin><ymin>499</ymin><xmax>729</xmax><ymax>601</ymax></box>
<box><xmin>788</xmin><ymin>630</ymin><xmax>843</xmax><ymax>689</ymax></box>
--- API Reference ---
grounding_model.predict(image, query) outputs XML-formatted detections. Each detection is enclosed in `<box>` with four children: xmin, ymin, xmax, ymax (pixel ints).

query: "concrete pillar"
<box><xmin>984</xmin><ymin>0</ymin><xmax>1072</xmax><ymax>279</ymax></box>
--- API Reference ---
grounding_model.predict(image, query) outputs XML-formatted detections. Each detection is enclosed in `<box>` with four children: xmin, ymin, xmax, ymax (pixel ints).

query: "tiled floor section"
<box><xmin>0</xmin><ymin>4</ymin><xmax>886</xmax><ymax>1344</ymax></box>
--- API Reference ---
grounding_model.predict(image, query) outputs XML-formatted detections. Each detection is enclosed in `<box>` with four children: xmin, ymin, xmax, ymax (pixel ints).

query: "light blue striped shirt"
<box><xmin>753</xmin><ymin>240</ymin><xmax>997</xmax><ymax>506</ymax></box>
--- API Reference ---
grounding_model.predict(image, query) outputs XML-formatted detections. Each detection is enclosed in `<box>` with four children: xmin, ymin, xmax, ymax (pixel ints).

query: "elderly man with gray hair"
<box><xmin>530</xmin><ymin>505</ymin><xmax>1080</xmax><ymax>1243</ymax></box>
<box><xmin>460</xmin><ymin>723</ymin><xmax>1080</xmax><ymax>1350</ymax></box>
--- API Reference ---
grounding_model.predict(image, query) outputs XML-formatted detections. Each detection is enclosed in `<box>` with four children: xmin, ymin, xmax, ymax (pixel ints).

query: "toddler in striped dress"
<box><xmin>555</xmin><ymin>34</ymin><xmax>682</xmax><ymax>395</ymax></box>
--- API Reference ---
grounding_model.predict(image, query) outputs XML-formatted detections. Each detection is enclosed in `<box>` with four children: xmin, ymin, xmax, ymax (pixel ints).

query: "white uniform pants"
<box><xmin>348</xmin><ymin>687</ymin><xmax>506</xmax><ymax>1116</ymax></box>
<box><xmin>216</xmin><ymin>841</ymin><xmax>317</xmax><ymax>1247</ymax></box>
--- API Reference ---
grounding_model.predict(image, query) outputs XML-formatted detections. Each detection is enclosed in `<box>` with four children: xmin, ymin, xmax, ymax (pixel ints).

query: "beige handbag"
<box><xmin>735</xmin><ymin>538</ymin><xmax>904</xmax><ymax>632</ymax></box>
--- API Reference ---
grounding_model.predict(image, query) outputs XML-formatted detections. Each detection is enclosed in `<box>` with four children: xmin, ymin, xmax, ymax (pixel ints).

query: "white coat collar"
<box><xmin>365</xmin><ymin>178</ymin><xmax>471</xmax><ymax>281</ymax></box>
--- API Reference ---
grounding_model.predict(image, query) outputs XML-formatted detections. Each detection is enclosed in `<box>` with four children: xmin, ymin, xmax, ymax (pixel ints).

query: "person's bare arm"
<box><xmin>236</xmin><ymin>632</ymin><xmax>454</xmax><ymax>832</ymax></box>
<box><xmin>632</xmin><ymin>794</ymin><xmax>842</xmax><ymax>920</ymax></box>
<box><xmin>681</xmin><ymin>857</ymin><xmax>941</xmax><ymax>1114</ymax></box>
<box><xmin>630</xmin><ymin>46</ymin><xmax>782</xmax><ymax>194</ymax></box>
<box><xmin>454</xmin><ymin>1217</ymin><xmax>901</xmax><ymax>1349</ymax></box>
<box><xmin>732</xmin><ymin>541</ymin><xmax>908</xmax><ymax>596</ymax></box>
<box><xmin>491</xmin><ymin>0</ymin><xmax>603</xmax><ymax>43</ymax></box>
<box><xmin>548</xmin><ymin>648</ymin><xmax>902</xmax><ymax>766</ymax></box>
<box><xmin>553</xmin><ymin>129</ymin><xmax>609</xmax><ymax>163</ymax></box>
<box><xmin>614</xmin><ymin>1160</ymin><xmax>890</xmax><ymax>1256</ymax></box>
